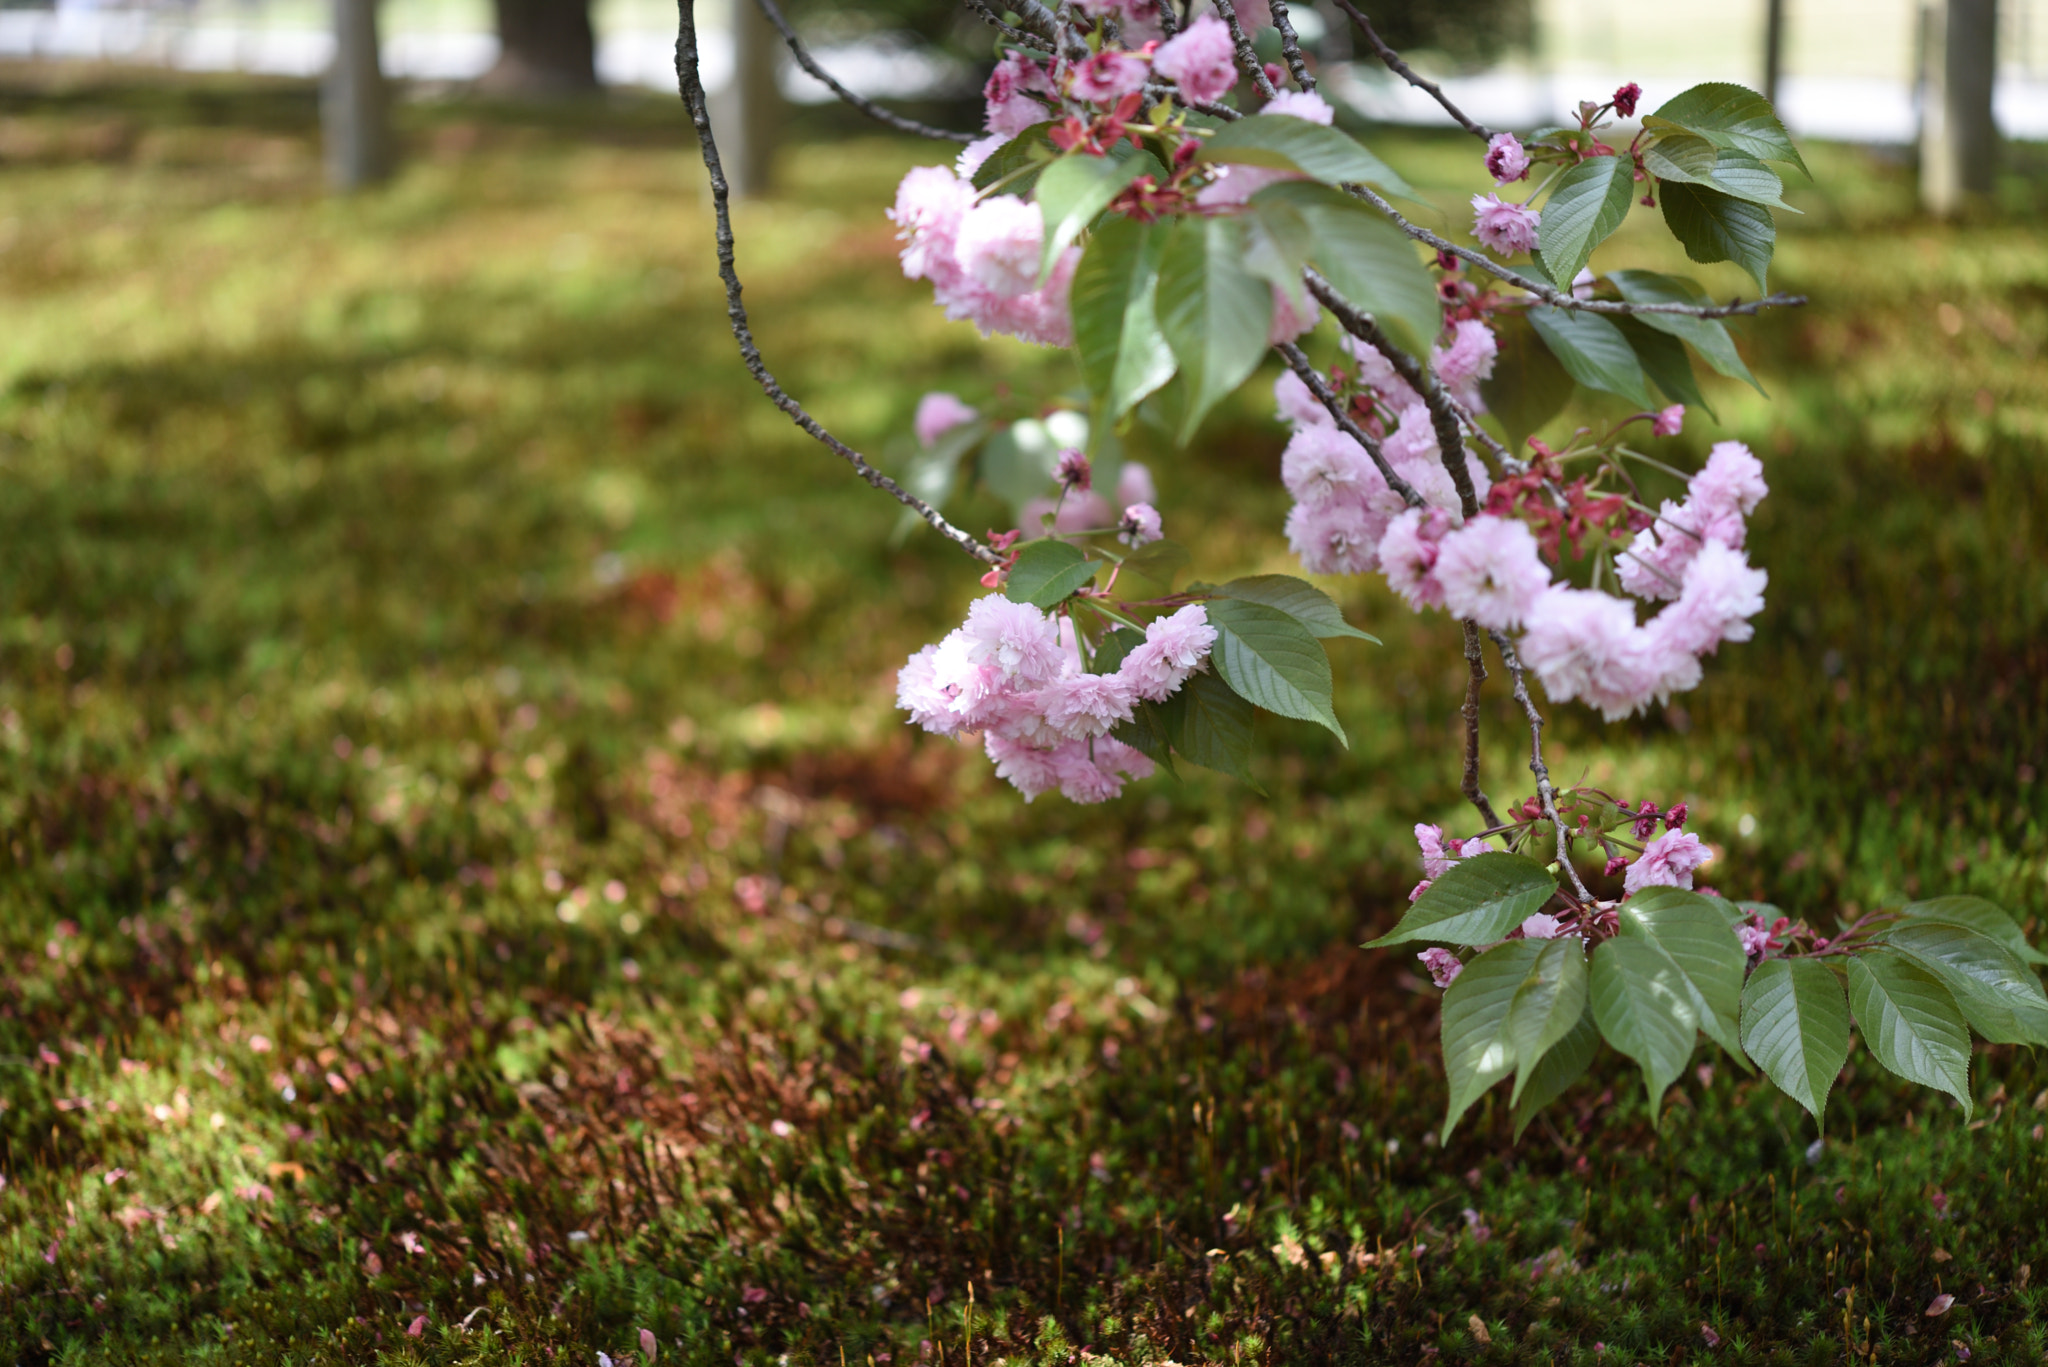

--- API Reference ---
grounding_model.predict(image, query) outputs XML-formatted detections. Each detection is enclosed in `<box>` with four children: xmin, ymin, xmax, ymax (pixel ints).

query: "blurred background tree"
<box><xmin>480</xmin><ymin>0</ymin><xmax>599</xmax><ymax>95</ymax></box>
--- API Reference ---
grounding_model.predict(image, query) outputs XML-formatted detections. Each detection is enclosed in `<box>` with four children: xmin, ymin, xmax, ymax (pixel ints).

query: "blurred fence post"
<box><xmin>324</xmin><ymin>0</ymin><xmax>392</xmax><ymax>190</ymax></box>
<box><xmin>1919</xmin><ymin>0</ymin><xmax>1999</xmax><ymax>214</ymax></box>
<box><xmin>708</xmin><ymin>0</ymin><xmax>782</xmax><ymax>198</ymax></box>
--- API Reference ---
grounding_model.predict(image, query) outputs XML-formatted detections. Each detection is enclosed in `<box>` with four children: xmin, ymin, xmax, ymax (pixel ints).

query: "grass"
<box><xmin>1</xmin><ymin>68</ymin><xmax>2046</xmax><ymax>1364</ymax></box>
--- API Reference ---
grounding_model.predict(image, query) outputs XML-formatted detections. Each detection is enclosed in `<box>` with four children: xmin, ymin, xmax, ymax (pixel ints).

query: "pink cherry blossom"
<box><xmin>1471</xmin><ymin>193</ymin><xmax>1542</xmax><ymax>257</ymax></box>
<box><xmin>984</xmin><ymin>732</ymin><xmax>1063</xmax><ymax>799</ymax></box>
<box><xmin>1378</xmin><ymin>507</ymin><xmax>1450</xmax><ymax>610</ymax></box>
<box><xmin>1648</xmin><ymin>541</ymin><xmax>1768</xmax><ymax>657</ymax></box>
<box><xmin>1342</xmin><ymin>334</ymin><xmax>1424</xmax><ymax>410</ymax></box>
<box><xmin>890</xmin><ymin>165</ymin><xmax>975</xmax><ymax>283</ymax></box>
<box><xmin>914</xmin><ymin>391</ymin><xmax>978</xmax><ymax>448</ymax></box>
<box><xmin>955</xmin><ymin>133</ymin><xmax>1005</xmax><ymax>180</ymax></box>
<box><xmin>1520</xmin><ymin>587</ymin><xmax>1661</xmax><ymax>721</ymax></box>
<box><xmin>983</xmin><ymin>53</ymin><xmax>1049</xmax><ymax>137</ymax></box>
<box><xmin>1280</xmin><ymin>425</ymin><xmax>1377</xmax><ymax>508</ymax></box>
<box><xmin>1053</xmin><ymin>736</ymin><xmax>1153</xmax><ymax>803</ymax></box>
<box><xmin>1037</xmin><ymin>669</ymin><xmax>1138</xmax><ymax>740</ymax></box>
<box><xmin>1267</xmin><ymin>283</ymin><xmax>1321</xmax><ymax>345</ymax></box>
<box><xmin>1432</xmin><ymin>318</ymin><xmax>1498</xmax><ymax>407</ymax></box>
<box><xmin>1070</xmin><ymin>49</ymin><xmax>1150</xmax><ymax>102</ymax></box>
<box><xmin>1519</xmin><ymin>912</ymin><xmax>1567</xmax><ymax>939</ymax></box>
<box><xmin>897</xmin><ymin>646</ymin><xmax>961</xmax><ymax>735</ymax></box>
<box><xmin>1118</xmin><ymin>502</ymin><xmax>1163</xmax><ymax>547</ymax></box>
<box><xmin>1415</xmin><ymin>823</ymin><xmax>1455</xmax><ymax>878</ymax></box>
<box><xmin>1434</xmin><ymin>515</ymin><xmax>1551</xmax><ymax>631</ymax></box>
<box><xmin>1486</xmin><ymin>131</ymin><xmax>1531</xmax><ymax>183</ymax></box>
<box><xmin>1623</xmin><ymin>829</ymin><xmax>1714</xmax><ymax>894</ymax></box>
<box><xmin>1274</xmin><ymin>370</ymin><xmax>1332</xmax><ymax>429</ymax></box>
<box><xmin>1261</xmin><ymin>90</ymin><xmax>1335</xmax><ymax>124</ymax></box>
<box><xmin>955</xmin><ymin>195</ymin><xmax>1044</xmax><ymax>298</ymax></box>
<box><xmin>1652</xmin><ymin>404</ymin><xmax>1685</xmax><ymax>437</ymax></box>
<box><xmin>1418</xmin><ymin>947</ymin><xmax>1464</xmax><ymax>988</ymax></box>
<box><xmin>1118</xmin><ymin>603</ymin><xmax>1217</xmax><ymax>701</ymax></box>
<box><xmin>1285</xmin><ymin>500</ymin><xmax>1387</xmax><ymax>576</ymax></box>
<box><xmin>962</xmin><ymin>595</ymin><xmax>1065</xmax><ymax>684</ymax></box>
<box><xmin>1152</xmin><ymin>15</ymin><xmax>1238</xmax><ymax>104</ymax></box>
<box><xmin>1689</xmin><ymin>440</ymin><xmax>1769</xmax><ymax>518</ymax></box>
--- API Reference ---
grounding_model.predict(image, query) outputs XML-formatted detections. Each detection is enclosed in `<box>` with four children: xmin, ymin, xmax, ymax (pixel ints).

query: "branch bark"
<box><xmin>1491</xmin><ymin>630</ymin><xmax>1593</xmax><ymax>901</ymax></box>
<box><xmin>675</xmin><ymin>0</ymin><xmax>999</xmax><ymax>566</ymax></box>
<box><xmin>1460</xmin><ymin>621</ymin><xmax>1501</xmax><ymax>830</ymax></box>
<box><xmin>1329</xmin><ymin>0</ymin><xmax>1496</xmax><ymax>141</ymax></box>
<box><xmin>1273</xmin><ymin>342</ymin><xmax>1425</xmax><ymax>510</ymax></box>
<box><xmin>1266</xmin><ymin>0</ymin><xmax>1316</xmax><ymax>93</ymax></box>
<box><xmin>1210</xmin><ymin>0</ymin><xmax>1278</xmax><ymax>99</ymax></box>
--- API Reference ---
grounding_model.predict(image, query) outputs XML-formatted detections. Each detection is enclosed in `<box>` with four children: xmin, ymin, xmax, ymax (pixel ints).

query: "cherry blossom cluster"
<box><xmin>1466</xmin><ymin>82</ymin><xmax>1651</xmax><ymax>261</ymax></box>
<box><xmin>895</xmin><ymin>595</ymin><xmax>1216</xmax><ymax>802</ymax></box>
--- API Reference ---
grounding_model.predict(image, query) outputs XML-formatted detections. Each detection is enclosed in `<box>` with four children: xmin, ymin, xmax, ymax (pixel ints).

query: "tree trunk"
<box><xmin>480</xmin><ymin>0</ymin><xmax>599</xmax><ymax>97</ymax></box>
<box><xmin>1761</xmin><ymin>0</ymin><xmax>1786</xmax><ymax>108</ymax></box>
<box><xmin>1920</xmin><ymin>0</ymin><xmax>1999</xmax><ymax>215</ymax></box>
<box><xmin>323</xmin><ymin>0</ymin><xmax>391</xmax><ymax>191</ymax></box>
<box><xmin>708</xmin><ymin>0</ymin><xmax>782</xmax><ymax>197</ymax></box>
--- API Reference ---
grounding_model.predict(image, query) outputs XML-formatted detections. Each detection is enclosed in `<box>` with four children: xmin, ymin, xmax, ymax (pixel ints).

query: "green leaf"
<box><xmin>1738</xmin><ymin>957</ymin><xmax>1851</xmax><ymax>1128</ymax></box>
<box><xmin>1527</xmin><ymin>307</ymin><xmax>1652</xmax><ymax>407</ymax></box>
<box><xmin>1609</xmin><ymin>269</ymin><xmax>1763</xmax><ymax>393</ymax></box>
<box><xmin>1511</xmin><ymin>1004</ymin><xmax>1598</xmax><ymax>1140</ymax></box>
<box><xmin>1647</xmin><ymin>82</ymin><xmax>1808</xmax><ymax>175</ymax></box>
<box><xmin>1156</xmin><ymin>216</ymin><xmax>1273</xmax><ymax>444</ymax></box>
<box><xmin>971</xmin><ymin>120</ymin><xmax>1056</xmax><ymax>192</ymax></box>
<box><xmin>1244</xmin><ymin>192</ymin><xmax>1315</xmax><ymax>314</ymax></box>
<box><xmin>1659</xmin><ymin>181</ymin><xmax>1775</xmax><ymax>293</ymax></box>
<box><xmin>1118</xmin><ymin>539</ymin><xmax>1192</xmax><ymax>591</ymax></box>
<box><xmin>1366</xmin><ymin>853</ymin><xmax>1558</xmax><ymax>949</ymax></box>
<box><xmin>1004</xmin><ymin>539</ymin><xmax>1097</xmax><ymax>608</ymax></box>
<box><xmin>1213</xmin><ymin>574</ymin><xmax>1377</xmax><ymax>642</ymax></box>
<box><xmin>1616</xmin><ymin>317</ymin><xmax>1712</xmax><ymax>417</ymax></box>
<box><xmin>1201</xmin><ymin>598</ymin><xmax>1345</xmax><ymax>743</ymax></box>
<box><xmin>1254</xmin><ymin>182</ymin><xmax>1440</xmax><ymax>358</ymax></box>
<box><xmin>1507</xmin><ymin>937</ymin><xmax>1591</xmax><ymax>1105</ymax></box>
<box><xmin>1072</xmin><ymin>216</ymin><xmax>1177</xmax><ymax>419</ymax></box>
<box><xmin>1847</xmin><ymin>950</ymin><xmax>1973</xmax><ymax>1118</ymax></box>
<box><xmin>979</xmin><ymin>410</ymin><xmax>1088</xmax><ymax>513</ymax></box>
<box><xmin>1195</xmin><ymin>115</ymin><xmax>1412</xmax><ymax>195</ymax></box>
<box><xmin>1902</xmin><ymin>895</ymin><xmax>2048</xmax><ymax>966</ymax></box>
<box><xmin>1479</xmin><ymin>310</ymin><xmax>1574</xmax><ymax>448</ymax></box>
<box><xmin>1878</xmin><ymin>921</ymin><xmax>2048</xmax><ymax>1046</ymax></box>
<box><xmin>1532</xmin><ymin>154</ymin><xmax>1636</xmax><ymax>289</ymax></box>
<box><xmin>1442</xmin><ymin>939</ymin><xmax>1546</xmax><ymax>1138</ymax></box>
<box><xmin>1111</xmin><ymin>703</ymin><xmax>1178</xmax><ymax>777</ymax></box>
<box><xmin>1033</xmin><ymin>150</ymin><xmax>1159</xmax><ymax>281</ymax></box>
<box><xmin>890</xmin><ymin>419</ymin><xmax>990</xmax><ymax>545</ymax></box>
<box><xmin>1590</xmin><ymin>936</ymin><xmax>1698</xmax><ymax>1118</ymax></box>
<box><xmin>1616</xmin><ymin>890</ymin><xmax>1748</xmax><ymax>1065</ymax></box>
<box><xmin>1644</xmin><ymin>133</ymin><xmax>1797</xmax><ymax>212</ymax></box>
<box><xmin>1154</xmin><ymin>670</ymin><xmax>1258</xmax><ymax>787</ymax></box>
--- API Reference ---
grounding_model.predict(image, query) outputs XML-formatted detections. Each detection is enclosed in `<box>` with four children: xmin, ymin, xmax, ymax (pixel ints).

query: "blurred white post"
<box><xmin>324</xmin><ymin>0</ymin><xmax>392</xmax><ymax>190</ymax></box>
<box><xmin>1920</xmin><ymin>0</ymin><xmax>1999</xmax><ymax>214</ymax></box>
<box><xmin>709</xmin><ymin>0</ymin><xmax>782</xmax><ymax>198</ymax></box>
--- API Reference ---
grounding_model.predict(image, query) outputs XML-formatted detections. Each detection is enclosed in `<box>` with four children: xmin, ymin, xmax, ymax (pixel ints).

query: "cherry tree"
<box><xmin>674</xmin><ymin>0</ymin><xmax>2047</xmax><ymax>1137</ymax></box>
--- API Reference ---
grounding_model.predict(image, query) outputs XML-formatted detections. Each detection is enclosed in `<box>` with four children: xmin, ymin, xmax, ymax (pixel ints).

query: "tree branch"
<box><xmin>960</xmin><ymin>0</ymin><xmax>1056</xmax><ymax>53</ymax></box>
<box><xmin>1328</xmin><ymin>0</ymin><xmax>1496</xmax><ymax>142</ymax></box>
<box><xmin>1210</xmin><ymin>0</ymin><xmax>1278</xmax><ymax>99</ymax></box>
<box><xmin>1460</xmin><ymin>621</ymin><xmax>1501</xmax><ymax>830</ymax></box>
<box><xmin>676</xmin><ymin>0</ymin><xmax>999</xmax><ymax>566</ymax></box>
<box><xmin>1266</xmin><ymin>0</ymin><xmax>1316</xmax><ymax>93</ymax></box>
<box><xmin>752</xmin><ymin>0</ymin><xmax>976</xmax><ymax>143</ymax></box>
<box><xmin>1273</xmin><ymin>342</ymin><xmax>1425</xmax><ymax>510</ymax></box>
<box><xmin>1490</xmin><ymin>630</ymin><xmax>1593</xmax><ymax>901</ymax></box>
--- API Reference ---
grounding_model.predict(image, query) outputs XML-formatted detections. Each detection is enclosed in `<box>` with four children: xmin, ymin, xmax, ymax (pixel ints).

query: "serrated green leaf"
<box><xmin>1878</xmin><ymin>920</ymin><xmax>2048</xmax><ymax>1046</ymax></box>
<box><xmin>1442</xmin><ymin>939</ymin><xmax>1546</xmax><ymax>1138</ymax></box>
<box><xmin>1591</xmin><ymin>936</ymin><xmax>1697</xmax><ymax>1118</ymax></box>
<box><xmin>1533</xmin><ymin>154</ymin><xmax>1636</xmax><ymax>288</ymax></box>
<box><xmin>1616</xmin><ymin>317</ymin><xmax>1712</xmax><ymax>417</ymax></box>
<box><xmin>1644</xmin><ymin>133</ymin><xmax>1797</xmax><ymax>212</ymax></box>
<box><xmin>1156</xmin><ymin>216</ymin><xmax>1272</xmax><ymax>445</ymax></box>
<box><xmin>1244</xmin><ymin>192</ymin><xmax>1314</xmax><ymax>315</ymax></box>
<box><xmin>1659</xmin><ymin>181</ymin><xmax>1774</xmax><ymax>292</ymax></box>
<box><xmin>1072</xmin><ymin>216</ymin><xmax>1177</xmax><ymax>419</ymax></box>
<box><xmin>1155</xmin><ymin>669</ymin><xmax>1258</xmax><ymax>787</ymax></box>
<box><xmin>1616</xmin><ymin>891</ymin><xmax>1748</xmax><ymax>1066</ymax></box>
<box><xmin>1088</xmin><ymin>624</ymin><xmax>1144</xmax><ymax>675</ymax></box>
<box><xmin>1507</xmin><ymin>937</ymin><xmax>1590</xmax><ymax>1105</ymax></box>
<box><xmin>1195</xmin><ymin>114</ymin><xmax>1412</xmax><ymax>195</ymax></box>
<box><xmin>1479</xmin><ymin>309</ymin><xmax>1575</xmax><ymax>448</ymax></box>
<box><xmin>1253</xmin><ymin>181</ymin><xmax>1440</xmax><ymax>358</ymax></box>
<box><xmin>1214</xmin><ymin>574</ymin><xmax>1377</xmax><ymax>642</ymax></box>
<box><xmin>1648</xmin><ymin>82</ymin><xmax>1808</xmax><ymax>175</ymax></box>
<box><xmin>1528</xmin><ymin>306</ymin><xmax>1652</xmax><ymax>407</ymax></box>
<box><xmin>1004</xmin><ymin>539</ymin><xmax>1097</xmax><ymax>608</ymax></box>
<box><xmin>1847</xmin><ymin>950</ymin><xmax>1973</xmax><ymax>1118</ymax></box>
<box><xmin>1902</xmin><ymin>895</ymin><xmax>2048</xmax><ymax>966</ymax></box>
<box><xmin>1366</xmin><ymin>852</ymin><xmax>1558</xmax><ymax>949</ymax></box>
<box><xmin>1511</xmin><ymin>1004</ymin><xmax>1599</xmax><ymax>1140</ymax></box>
<box><xmin>1034</xmin><ymin>151</ymin><xmax>1158</xmax><ymax>281</ymax></box>
<box><xmin>1739</xmin><ymin>957</ymin><xmax>1850</xmax><ymax>1128</ymax></box>
<box><xmin>1118</xmin><ymin>539</ymin><xmax>1192</xmax><ymax>591</ymax></box>
<box><xmin>1202</xmin><ymin>597</ymin><xmax>1345</xmax><ymax>743</ymax></box>
<box><xmin>1608</xmin><ymin>269</ymin><xmax>1764</xmax><ymax>394</ymax></box>
<box><xmin>971</xmin><ymin>120</ymin><xmax>1056</xmax><ymax>191</ymax></box>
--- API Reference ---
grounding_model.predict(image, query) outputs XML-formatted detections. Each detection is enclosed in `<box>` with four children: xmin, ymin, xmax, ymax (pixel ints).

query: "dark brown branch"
<box><xmin>676</xmin><ymin>0</ymin><xmax>999</xmax><ymax>566</ymax></box>
<box><xmin>1460</xmin><ymin>621</ymin><xmax>1501</xmax><ymax>830</ymax></box>
<box><xmin>1273</xmin><ymin>342</ymin><xmax>1425</xmax><ymax>510</ymax></box>
<box><xmin>961</xmin><ymin>0</ymin><xmax>1056</xmax><ymax>53</ymax></box>
<box><xmin>753</xmin><ymin>0</ymin><xmax>975</xmax><ymax>142</ymax></box>
<box><xmin>1490</xmin><ymin>630</ymin><xmax>1593</xmax><ymax>900</ymax></box>
<box><xmin>1267</xmin><ymin>0</ymin><xmax>1316</xmax><ymax>92</ymax></box>
<box><xmin>1209</xmin><ymin>0</ymin><xmax>1278</xmax><ymax>99</ymax></box>
<box><xmin>1329</xmin><ymin>0</ymin><xmax>1497</xmax><ymax>141</ymax></box>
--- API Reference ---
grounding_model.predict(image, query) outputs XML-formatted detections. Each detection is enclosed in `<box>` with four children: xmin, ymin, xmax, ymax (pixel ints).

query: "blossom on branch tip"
<box><xmin>1612</xmin><ymin>82</ymin><xmax>1643</xmax><ymax>118</ymax></box>
<box><xmin>914</xmin><ymin>392</ymin><xmax>978</xmax><ymax>448</ymax></box>
<box><xmin>1118</xmin><ymin>502</ymin><xmax>1163</xmax><ymax>547</ymax></box>
<box><xmin>1054</xmin><ymin>447</ymin><xmax>1092</xmax><ymax>491</ymax></box>
<box><xmin>1652</xmin><ymin>404</ymin><xmax>1685</xmax><ymax>437</ymax></box>
<box><xmin>1690</xmin><ymin>441</ymin><xmax>1770</xmax><ymax>518</ymax></box>
<box><xmin>1418</xmin><ymin>947</ymin><xmax>1464</xmax><ymax>988</ymax></box>
<box><xmin>1470</xmin><ymin>193</ymin><xmax>1541</xmax><ymax>257</ymax></box>
<box><xmin>962</xmin><ymin>595</ymin><xmax>1065</xmax><ymax>685</ymax></box>
<box><xmin>1434</xmin><ymin>515</ymin><xmax>1551</xmax><ymax>632</ymax></box>
<box><xmin>1623</xmin><ymin>829</ymin><xmax>1713</xmax><ymax>894</ymax></box>
<box><xmin>1485</xmin><ymin>132</ymin><xmax>1531</xmax><ymax>184</ymax></box>
<box><xmin>1152</xmin><ymin>15</ymin><xmax>1237</xmax><ymax>104</ymax></box>
<box><xmin>1119</xmin><ymin>604</ymin><xmax>1216</xmax><ymax>701</ymax></box>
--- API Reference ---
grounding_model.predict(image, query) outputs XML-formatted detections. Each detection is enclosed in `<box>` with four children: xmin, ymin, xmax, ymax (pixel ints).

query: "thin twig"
<box><xmin>1460</xmin><ymin>621</ymin><xmax>1501</xmax><ymax>830</ymax></box>
<box><xmin>1210</xmin><ymin>0</ymin><xmax>1278</xmax><ymax>99</ymax></box>
<box><xmin>1490</xmin><ymin>631</ymin><xmax>1593</xmax><ymax>900</ymax></box>
<box><xmin>1273</xmin><ymin>342</ymin><xmax>1425</xmax><ymax>509</ymax></box>
<box><xmin>961</xmin><ymin>0</ymin><xmax>1056</xmax><ymax>53</ymax></box>
<box><xmin>1267</xmin><ymin>0</ymin><xmax>1315</xmax><ymax>93</ymax></box>
<box><xmin>752</xmin><ymin>0</ymin><xmax>975</xmax><ymax>142</ymax></box>
<box><xmin>1329</xmin><ymin>0</ymin><xmax>1496</xmax><ymax>141</ymax></box>
<box><xmin>676</xmin><ymin>0</ymin><xmax>999</xmax><ymax>566</ymax></box>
